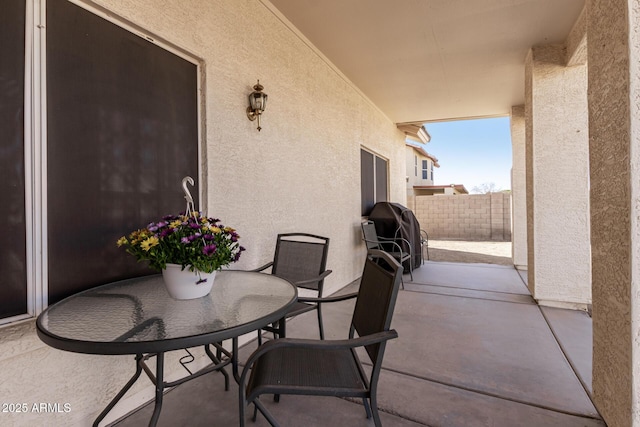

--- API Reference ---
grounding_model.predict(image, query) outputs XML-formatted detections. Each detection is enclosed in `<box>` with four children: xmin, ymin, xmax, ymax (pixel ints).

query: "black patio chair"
<box><xmin>361</xmin><ymin>220</ymin><xmax>412</xmax><ymax>286</ymax></box>
<box><xmin>239</xmin><ymin>250</ymin><xmax>402</xmax><ymax>427</ymax></box>
<box><xmin>252</xmin><ymin>233</ymin><xmax>336</xmax><ymax>343</ymax></box>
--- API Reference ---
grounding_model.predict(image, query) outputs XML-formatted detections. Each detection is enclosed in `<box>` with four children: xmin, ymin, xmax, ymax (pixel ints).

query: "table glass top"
<box><xmin>37</xmin><ymin>271</ymin><xmax>296</xmax><ymax>347</ymax></box>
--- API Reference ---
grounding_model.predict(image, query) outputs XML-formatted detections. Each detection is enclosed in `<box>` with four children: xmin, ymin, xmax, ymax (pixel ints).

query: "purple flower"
<box><xmin>203</xmin><ymin>244</ymin><xmax>217</xmax><ymax>256</ymax></box>
<box><xmin>188</xmin><ymin>235</ymin><xmax>198</xmax><ymax>242</ymax></box>
<box><xmin>203</xmin><ymin>234</ymin><xmax>215</xmax><ymax>241</ymax></box>
<box><xmin>181</xmin><ymin>237</ymin><xmax>190</xmax><ymax>244</ymax></box>
<box><xmin>147</xmin><ymin>223</ymin><xmax>159</xmax><ymax>232</ymax></box>
<box><xmin>157</xmin><ymin>221</ymin><xmax>168</xmax><ymax>228</ymax></box>
<box><xmin>159</xmin><ymin>228</ymin><xmax>173</xmax><ymax>238</ymax></box>
<box><xmin>189</xmin><ymin>222</ymin><xmax>201</xmax><ymax>229</ymax></box>
<box><xmin>231</xmin><ymin>235</ymin><xmax>238</xmax><ymax>242</ymax></box>
<box><xmin>162</xmin><ymin>215</ymin><xmax>175</xmax><ymax>221</ymax></box>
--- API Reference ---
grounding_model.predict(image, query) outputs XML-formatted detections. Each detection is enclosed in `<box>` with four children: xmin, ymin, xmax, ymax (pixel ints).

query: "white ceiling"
<box><xmin>267</xmin><ymin>0</ymin><xmax>586</xmax><ymax>124</ymax></box>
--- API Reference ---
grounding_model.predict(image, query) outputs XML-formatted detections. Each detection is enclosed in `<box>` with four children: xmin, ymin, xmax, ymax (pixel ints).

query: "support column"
<box><xmin>588</xmin><ymin>0</ymin><xmax>640</xmax><ymax>425</ymax></box>
<box><xmin>510</xmin><ymin>105</ymin><xmax>527</xmax><ymax>270</ymax></box>
<box><xmin>525</xmin><ymin>45</ymin><xmax>591</xmax><ymax>308</ymax></box>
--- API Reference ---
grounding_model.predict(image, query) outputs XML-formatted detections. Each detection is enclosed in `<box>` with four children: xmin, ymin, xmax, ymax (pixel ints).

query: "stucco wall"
<box><xmin>510</xmin><ymin>105</ymin><xmax>527</xmax><ymax>269</ymax></box>
<box><xmin>588</xmin><ymin>0</ymin><xmax>640</xmax><ymax>425</ymax></box>
<box><xmin>0</xmin><ymin>0</ymin><xmax>407</xmax><ymax>425</ymax></box>
<box><xmin>525</xmin><ymin>44</ymin><xmax>591</xmax><ymax>308</ymax></box>
<box><xmin>405</xmin><ymin>146</ymin><xmax>434</xmax><ymax>192</ymax></box>
<box><xmin>414</xmin><ymin>193</ymin><xmax>511</xmax><ymax>241</ymax></box>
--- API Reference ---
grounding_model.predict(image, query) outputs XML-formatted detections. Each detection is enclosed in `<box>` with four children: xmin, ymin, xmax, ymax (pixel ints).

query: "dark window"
<box><xmin>361</xmin><ymin>150</ymin><xmax>374</xmax><ymax>216</ymax></box>
<box><xmin>361</xmin><ymin>149</ymin><xmax>388</xmax><ymax>216</ymax></box>
<box><xmin>46</xmin><ymin>0</ymin><xmax>199</xmax><ymax>303</ymax></box>
<box><xmin>0</xmin><ymin>0</ymin><xmax>27</xmax><ymax>319</ymax></box>
<box><xmin>422</xmin><ymin>160</ymin><xmax>429</xmax><ymax>180</ymax></box>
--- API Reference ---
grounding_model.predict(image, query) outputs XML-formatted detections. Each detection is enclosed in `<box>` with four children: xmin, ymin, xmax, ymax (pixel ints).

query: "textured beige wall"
<box><xmin>405</xmin><ymin>146</ymin><xmax>434</xmax><ymax>191</ymax></box>
<box><xmin>524</xmin><ymin>45</ymin><xmax>591</xmax><ymax>307</ymax></box>
<box><xmin>588</xmin><ymin>0</ymin><xmax>640</xmax><ymax>425</ymax></box>
<box><xmin>414</xmin><ymin>193</ymin><xmax>511</xmax><ymax>241</ymax></box>
<box><xmin>510</xmin><ymin>105</ymin><xmax>527</xmax><ymax>269</ymax></box>
<box><xmin>0</xmin><ymin>0</ymin><xmax>407</xmax><ymax>424</ymax></box>
<box><xmin>566</xmin><ymin>5</ymin><xmax>588</xmax><ymax>66</ymax></box>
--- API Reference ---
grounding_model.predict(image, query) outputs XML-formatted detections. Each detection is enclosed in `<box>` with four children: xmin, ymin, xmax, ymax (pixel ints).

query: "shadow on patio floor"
<box><xmin>113</xmin><ymin>261</ymin><xmax>603</xmax><ymax>427</ymax></box>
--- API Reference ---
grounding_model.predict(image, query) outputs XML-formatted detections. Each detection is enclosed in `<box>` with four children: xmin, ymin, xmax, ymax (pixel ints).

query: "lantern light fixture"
<box><xmin>246</xmin><ymin>80</ymin><xmax>267</xmax><ymax>131</ymax></box>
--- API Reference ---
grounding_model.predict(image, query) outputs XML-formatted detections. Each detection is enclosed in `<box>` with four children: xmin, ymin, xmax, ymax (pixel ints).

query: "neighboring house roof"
<box><xmin>398</xmin><ymin>123</ymin><xmax>431</xmax><ymax>144</ymax></box>
<box><xmin>405</xmin><ymin>142</ymin><xmax>440</xmax><ymax>167</ymax></box>
<box><xmin>413</xmin><ymin>184</ymin><xmax>469</xmax><ymax>194</ymax></box>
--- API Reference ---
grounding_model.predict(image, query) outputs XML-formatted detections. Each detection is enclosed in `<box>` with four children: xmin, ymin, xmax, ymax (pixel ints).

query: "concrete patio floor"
<box><xmin>113</xmin><ymin>261</ymin><xmax>604</xmax><ymax>427</ymax></box>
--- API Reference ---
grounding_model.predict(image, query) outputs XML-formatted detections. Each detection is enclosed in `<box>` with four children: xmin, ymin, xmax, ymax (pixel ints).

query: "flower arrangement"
<box><xmin>117</xmin><ymin>212</ymin><xmax>245</xmax><ymax>273</ymax></box>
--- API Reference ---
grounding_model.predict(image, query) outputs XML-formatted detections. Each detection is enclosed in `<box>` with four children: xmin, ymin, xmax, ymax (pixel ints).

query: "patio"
<box><xmin>113</xmin><ymin>259</ymin><xmax>603</xmax><ymax>427</ymax></box>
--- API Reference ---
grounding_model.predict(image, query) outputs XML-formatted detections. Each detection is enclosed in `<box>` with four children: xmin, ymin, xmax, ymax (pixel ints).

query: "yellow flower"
<box><xmin>224</xmin><ymin>227</ymin><xmax>235</xmax><ymax>232</ymax></box>
<box><xmin>169</xmin><ymin>220</ymin><xmax>182</xmax><ymax>229</ymax></box>
<box><xmin>209</xmin><ymin>226</ymin><xmax>221</xmax><ymax>234</ymax></box>
<box><xmin>116</xmin><ymin>236</ymin><xmax>128</xmax><ymax>247</ymax></box>
<box><xmin>140</xmin><ymin>236</ymin><xmax>159</xmax><ymax>251</ymax></box>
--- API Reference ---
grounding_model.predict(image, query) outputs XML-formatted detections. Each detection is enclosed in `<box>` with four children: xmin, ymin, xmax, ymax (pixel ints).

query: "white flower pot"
<box><xmin>161</xmin><ymin>264</ymin><xmax>216</xmax><ymax>300</ymax></box>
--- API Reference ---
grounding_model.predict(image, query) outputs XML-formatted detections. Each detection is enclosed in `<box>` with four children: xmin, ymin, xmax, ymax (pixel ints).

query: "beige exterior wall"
<box><xmin>510</xmin><ymin>105</ymin><xmax>527</xmax><ymax>270</ymax></box>
<box><xmin>524</xmin><ymin>44</ymin><xmax>591</xmax><ymax>308</ymax></box>
<box><xmin>414</xmin><ymin>193</ymin><xmax>511</xmax><ymax>241</ymax></box>
<box><xmin>588</xmin><ymin>0</ymin><xmax>640</xmax><ymax>425</ymax></box>
<box><xmin>405</xmin><ymin>146</ymin><xmax>435</xmax><ymax>194</ymax></box>
<box><xmin>0</xmin><ymin>0</ymin><xmax>407</xmax><ymax>425</ymax></box>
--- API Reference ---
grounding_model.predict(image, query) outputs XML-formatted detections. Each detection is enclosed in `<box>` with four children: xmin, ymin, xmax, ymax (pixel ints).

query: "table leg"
<box><xmin>278</xmin><ymin>317</ymin><xmax>286</xmax><ymax>338</ymax></box>
<box><xmin>232</xmin><ymin>337</ymin><xmax>240</xmax><ymax>383</ymax></box>
<box><xmin>149</xmin><ymin>352</ymin><xmax>165</xmax><ymax>427</ymax></box>
<box><xmin>93</xmin><ymin>354</ymin><xmax>144</xmax><ymax>427</ymax></box>
<box><xmin>204</xmin><ymin>343</ymin><xmax>229</xmax><ymax>390</ymax></box>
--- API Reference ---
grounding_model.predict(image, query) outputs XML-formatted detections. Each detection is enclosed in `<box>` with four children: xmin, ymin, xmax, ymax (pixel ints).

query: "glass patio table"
<box><xmin>36</xmin><ymin>270</ymin><xmax>297</xmax><ymax>427</ymax></box>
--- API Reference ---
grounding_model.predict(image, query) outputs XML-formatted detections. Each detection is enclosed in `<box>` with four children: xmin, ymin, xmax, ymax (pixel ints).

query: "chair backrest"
<box><xmin>271</xmin><ymin>233</ymin><xmax>330</xmax><ymax>292</ymax></box>
<box><xmin>361</xmin><ymin>221</ymin><xmax>381</xmax><ymax>251</ymax></box>
<box><xmin>351</xmin><ymin>250</ymin><xmax>402</xmax><ymax>364</ymax></box>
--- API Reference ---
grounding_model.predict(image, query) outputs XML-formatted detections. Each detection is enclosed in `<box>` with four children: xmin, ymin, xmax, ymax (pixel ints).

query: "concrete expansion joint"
<box><xmin>537</xmin><ymin>306</ymin><xmax>601</xmax><ymax>420</ymax></box>
<box><xmin>341</xmin><ymin>396</ymin><xmax>430</xmax><ymax>426</ymax></box>
<box><xmin>378</xmin><ymin>365</ymin><xmax>603</xmax><ymax>421</ymax></box>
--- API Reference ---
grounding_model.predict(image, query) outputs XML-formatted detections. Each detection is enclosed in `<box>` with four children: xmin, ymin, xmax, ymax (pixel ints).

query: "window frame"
<box><xmin>360</xmin><ymin>147</ymin><xmax>389</xmax><ymax>217</ymax></box>
<box><xmin>2</xmin><ymin>0</ymin><xmax>204</xmax><ymax>326</ymax></box>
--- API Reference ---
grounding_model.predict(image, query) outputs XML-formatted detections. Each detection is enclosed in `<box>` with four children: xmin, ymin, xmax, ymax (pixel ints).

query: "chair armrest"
<box><xmin>244</xmin><ymin>330</ymin><xmax>398</xmax><ymax>371</ymax></box>
<box><xmin>368</xmin><ymin>237</ymin><xmax>410</xmax><ymax>257</ymax></box>
<box><xmin>298</xmin><ymin>291</ymin><xmax>358</xmax><ymax>304</ymax></box>
<box><xmin>249</xmin><ymin>261</ymin><xmax>273</xmax><ymax>272</ymax></box>
<box><xmin>293</xmin><ymin>269</ymin><xmax>332</xmax><ymax>287</ymax></box>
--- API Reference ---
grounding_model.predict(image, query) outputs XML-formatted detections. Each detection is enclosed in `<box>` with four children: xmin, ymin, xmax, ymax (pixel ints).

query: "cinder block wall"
<box><xmin>414</xmin><ymin>193</ymin><xmax>512</xmax><ymax>241</ymax></box>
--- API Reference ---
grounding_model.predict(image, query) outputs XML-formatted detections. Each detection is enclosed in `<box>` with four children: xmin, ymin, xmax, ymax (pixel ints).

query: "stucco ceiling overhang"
<box><xmin>266</xmin><ymin>0</ymin><xmax>586</xmax><ymax>124</ymax></box>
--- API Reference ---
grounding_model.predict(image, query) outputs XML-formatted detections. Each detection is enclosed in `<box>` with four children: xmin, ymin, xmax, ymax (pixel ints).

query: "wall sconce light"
<box><xmin>246</xmin><ymin>80</ymin><xmax>267</xmax><ymax>131</ymax></box>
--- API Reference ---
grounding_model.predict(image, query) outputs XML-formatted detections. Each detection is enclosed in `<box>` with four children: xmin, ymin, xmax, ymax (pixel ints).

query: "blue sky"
<box><xmin>423</xmin><ymin>117</ymin><xmax>513</xmax><ymax>192</ymax></box>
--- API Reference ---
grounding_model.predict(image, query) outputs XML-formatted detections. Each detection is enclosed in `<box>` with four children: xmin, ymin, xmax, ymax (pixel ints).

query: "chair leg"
<box><xmin>257</xmin><ymin>330</ymin><xmax>263</xmax><ymax>346</ymax></box>
<box><xmin>317</xmin><ymin>306</ymin><xmax>324</xmax><ymax>340</ymax></box>
<box><xmin>362</xmin><ymin>397</ymin><xmax>372</xmax><ymax>418</ymax></box>
<box><xmin>239</xmin><ymin>388</ymin><xmax>246</xmax><ymax>427</ymax></box>
<box><xmin>370</xmin><ymin>395</ymin><xmax>382</xmax><ymax>427</ymax></box>
<box><xmin>253</xmin><ymin>398</ymin><xmax>280</xmax><ymax>427</ymax></box>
